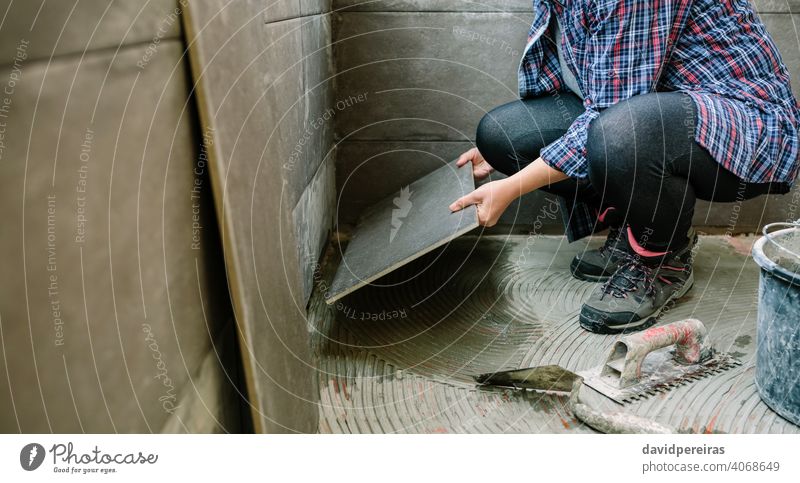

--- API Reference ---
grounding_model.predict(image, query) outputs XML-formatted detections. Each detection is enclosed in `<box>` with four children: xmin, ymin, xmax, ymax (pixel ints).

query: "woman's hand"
<box><xmin>449</xmin><ymin>179</ymin><xmax>516</xmax><ymax>227</ymax></box>
<box><xmin>456</xmin><ymin>147</ymin><xmax>494</xmax><ymax>180</ymax></box>
<box><xmin>450</xmin><ymin>157</ymin><xmax>567</xmax><ymax>227</ymax></box>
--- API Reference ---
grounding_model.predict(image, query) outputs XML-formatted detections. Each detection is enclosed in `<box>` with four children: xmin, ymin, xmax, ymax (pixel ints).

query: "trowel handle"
<box><xmin>627</xmin><ymin>318</ymin><xmax>708</xmax><ymax>364</ymax></box>
<box><xmin>601</xmin><ymin>319</ymin><xmax>708</xmax><ymax>388</ymax></box>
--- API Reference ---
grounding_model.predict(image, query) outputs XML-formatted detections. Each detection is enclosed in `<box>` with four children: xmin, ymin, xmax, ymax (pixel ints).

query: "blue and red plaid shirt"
<box><xmin>519</xmin><ymin>0</ymin><xmax>800</xmax><ymax>240</ymax></box>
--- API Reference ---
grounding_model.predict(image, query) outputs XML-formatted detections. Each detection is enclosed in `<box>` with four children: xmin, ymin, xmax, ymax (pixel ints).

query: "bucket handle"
<box><xmin>762</xmin><ymin>222</ymin><xmax>800</xmax><ymax>263</ymax></box>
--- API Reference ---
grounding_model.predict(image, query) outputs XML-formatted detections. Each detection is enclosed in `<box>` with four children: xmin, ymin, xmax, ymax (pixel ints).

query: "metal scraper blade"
<box><xmin>474</xmin><ymin>365</ymin><xmax>578</xmax><ymax>393</ymax></box>
<box><xmin>578</xmin><ymin>347</ymin><xmax>741</xmax><ymax>405</ymax></box>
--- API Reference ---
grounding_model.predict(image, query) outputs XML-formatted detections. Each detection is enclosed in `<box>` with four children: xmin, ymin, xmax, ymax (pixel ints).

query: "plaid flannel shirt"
<box><xmin>519</xmin><ymin>0</ymin><xmax>800</xmax><ymax>241</ymax></box>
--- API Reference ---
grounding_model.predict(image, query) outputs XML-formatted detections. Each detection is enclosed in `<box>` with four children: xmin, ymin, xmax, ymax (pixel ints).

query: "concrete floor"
<box><xmin>309</xmin><ymin>234</ymin><xmax>800</xmax><ymax>433</ymax></box>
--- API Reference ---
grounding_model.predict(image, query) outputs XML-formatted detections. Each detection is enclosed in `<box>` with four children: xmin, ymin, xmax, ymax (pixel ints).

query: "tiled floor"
<box><xmin>309</xmin><ymin>234</ymin><xmax>799</xmax><ymax>433</ymax></box>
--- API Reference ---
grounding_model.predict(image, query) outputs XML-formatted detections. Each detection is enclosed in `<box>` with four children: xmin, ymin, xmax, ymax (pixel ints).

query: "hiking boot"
<box><xmin>578</xmin><ymin>235</ymin><xmax>696</xmax><ymax>334</ymax></box>
<box><xmin>570</xmin><ymin>225</ymin><xmax>630</xmax><ymax>282</ymax></box>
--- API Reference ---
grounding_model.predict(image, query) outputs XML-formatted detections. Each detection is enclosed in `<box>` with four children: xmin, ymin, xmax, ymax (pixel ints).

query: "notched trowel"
<box><xmin>472</xmin><ymin>319</ymin><xmax>740</xmax><ymax>434</ymax></box>
<box><xmin>578</xmin><ymin>318</ymin><xmax>741</xmax><ymax>404</ymax></box>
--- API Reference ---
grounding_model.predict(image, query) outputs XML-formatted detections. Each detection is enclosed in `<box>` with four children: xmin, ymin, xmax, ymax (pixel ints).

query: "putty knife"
<box><xmin>475</xmin><ymin>364</ymin><xmax>577</xmax><ymax>393</ymax></box>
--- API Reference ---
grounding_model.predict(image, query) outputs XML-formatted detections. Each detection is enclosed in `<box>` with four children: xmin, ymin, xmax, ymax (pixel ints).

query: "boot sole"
<box><xmin>579</xmin><ymin>272</ymin><xmax>695</xmax><ymax>334</ymax></box>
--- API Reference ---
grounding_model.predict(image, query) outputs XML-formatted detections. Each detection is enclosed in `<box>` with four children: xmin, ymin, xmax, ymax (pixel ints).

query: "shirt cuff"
<box><xmin>540</xmin><ymin>137</ymin><xmax>588</xmax><ymax>179</ymax></box>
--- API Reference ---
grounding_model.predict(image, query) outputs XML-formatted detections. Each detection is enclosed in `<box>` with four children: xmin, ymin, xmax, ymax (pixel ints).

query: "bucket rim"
<box><xmin>752</xmin><ymin>225</ymin><xmax>800</xmax><ymax>285</ymax></box>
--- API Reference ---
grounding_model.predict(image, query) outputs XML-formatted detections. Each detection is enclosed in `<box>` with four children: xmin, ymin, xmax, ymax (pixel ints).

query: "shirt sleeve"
<box><xmin>518</xmin><ymin>6</ymin><xmax>564</xmax><ymax>98</ymax></box>
<box><xmin>539</xmin><ymin>0</ymin><xmax>692</xmax><ymax>178</ymax></box>
<box><xmin>539</xmin><ymin>107</ymin><xmax>599</xmax><ymax>179</ymax></box>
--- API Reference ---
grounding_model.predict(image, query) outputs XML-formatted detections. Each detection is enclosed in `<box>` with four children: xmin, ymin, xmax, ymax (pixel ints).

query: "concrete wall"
<box><xmin>0</xmin><ymin>0</ymin><xmax>243</xmax><ymax>433</ymax></box>
<box><xmin>184</xmin><ymin>1</ymin><xmax>335</xmax><ymax>433</ymax></box>
<box><xmin>332</xmin><ymin>0</ymin><xmax>800</xmax><ymax>232</ymax></box>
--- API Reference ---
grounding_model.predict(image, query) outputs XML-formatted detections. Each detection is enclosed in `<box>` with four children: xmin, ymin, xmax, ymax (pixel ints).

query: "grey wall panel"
<box><xmin>297</xmin><ymin>15</ymin><xmax>336</xmax><ymax>203</ymax></box>
<box><xmin>755</xmin><ymin>0</ymin><xmax>800</xmax><ymax>12</ymax></box>
<box><xmin>0</xmin><ymin>40</ymin><xmax>234</xmax><ymax>433</ymax></box>
<box><xmin>334</xmin><ymin>12</ymin><xmax>528</xmax><ymax>141</ymax></box>
<box><xmin>295</xmin><ymin>157</ymin><xmax>336</xmax><ymax>301</ymax></box>
<box><xmin>0</xmin><ymin>0</ymin><xmax>182</xmax><ymax>65</ymax></box>
<box><xmin>184</xmin><ymin>0</ymin><xmax>333</xmax><ymax>432</ymax></box>
<box><xmin>694</xmin><ymin>190</ymin><xmax>800</xmax><ymax>232</ymax></box>
<box><xmin>160</xmin><ymin>321</ymin><xmax>243</xmax><ymax>433</ymax></box>
<box><xmin>264</xmin><ymin>0</ymin><xmax>331</xmax><ymax>23</ymax></box>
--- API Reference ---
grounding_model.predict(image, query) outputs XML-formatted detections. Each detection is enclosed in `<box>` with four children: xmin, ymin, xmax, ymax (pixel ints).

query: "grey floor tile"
<box><xmin>327</xmin><ymin>161</ymin><xmax>478</xmax><ymax>303</ymax></box>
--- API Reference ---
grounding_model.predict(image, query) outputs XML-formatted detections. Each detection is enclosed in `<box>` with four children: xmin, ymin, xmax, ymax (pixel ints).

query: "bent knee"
<box><xmin>586</xmin><ymin>100</ymin><xmax>644</xmax><ymax>180</ymax></box>
<box><xmin>475</xmin><ymin>105</ymin><xmax>514</xmax><ymax>153</ymax></box>
<box><xmin>475</xmin><ymin>105</ymin><xmax>518</xmax><ymax>175</ymax></box>
<box><xmin>475</xmin><ymin>110</ymin><xmax>500</xmax><ymax>157</ymax></box>
<box><xmin>585</xmin><ymin>114</ymin><xmax>619</xmax><ymax>182</ymax></box>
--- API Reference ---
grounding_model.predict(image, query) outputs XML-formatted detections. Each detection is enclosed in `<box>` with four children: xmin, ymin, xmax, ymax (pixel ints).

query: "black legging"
<box><xmin>476</xmin><ymin>91</ymin><xmax>788</xmax><ymax>252</ymax></box>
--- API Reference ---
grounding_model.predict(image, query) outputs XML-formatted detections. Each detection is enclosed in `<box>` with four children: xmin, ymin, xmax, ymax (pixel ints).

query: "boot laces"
<box><xmin>601</xmin><ymin>255</ymin><xmax>656</xmax><ymax>299</ymax></box>
<box><xmin>598</xmin><ymin>226</ymin><xmax>625</xmax><ymax>257</ymax></box>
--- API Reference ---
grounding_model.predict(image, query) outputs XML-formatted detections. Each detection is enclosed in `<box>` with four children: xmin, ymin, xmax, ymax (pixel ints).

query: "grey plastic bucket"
<box><xmin>752</xmin><ymin>223</ymin><xmax>800</xmax><ymax>426</ymax></box>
